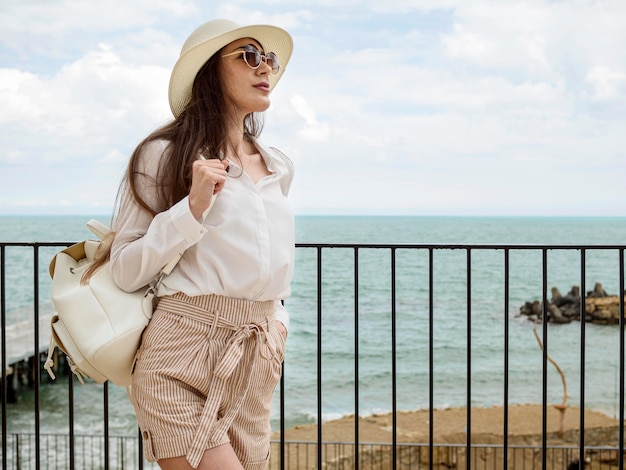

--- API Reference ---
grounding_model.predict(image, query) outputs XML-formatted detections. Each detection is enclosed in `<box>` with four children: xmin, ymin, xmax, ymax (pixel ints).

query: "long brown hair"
<box><xmin>84</xmin><ymin>46</ymin><xmax>264</xmax><ymax>282</ymax></box>
<box><xmin>127</xmin><ymin>47</ymin><xmax>263</xmax><ymax>215</ymax></box>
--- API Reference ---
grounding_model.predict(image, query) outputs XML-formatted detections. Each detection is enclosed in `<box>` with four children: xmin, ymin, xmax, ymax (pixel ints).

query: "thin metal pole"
<box><xmin>541</xmin><ymin>249</ymin><xmax>549</xmax><ymax>469</ymax></box>
<box><xmin>33</xmin><ymin>245</ymin><xmax>41</xmax><ymax>469</ymax></box>
<box><xmin>316</xmin><ymin>246</ymin><xmax>323</xmax><ymax>469</ymax></box>
<box><xmin>391</xmin><ymin>248</ymin><xmax>397</xmax><ymax>469</ymax></box>
<box><xmin>354</xmin><ymin>247</ymin><xmax>359</xmax><ymax>469</ymax></box>
<box><xmin>579</xmin><ymin>249</ymin><xmax>586</xmax><ymax>464</ymax></box>
<box><xmin>1</xmin><ymin>245</ymin><xmax>7</xmax><ymax>470</ymax></box>
<box><xmin>104</xmin><ymin>382</ymin><xmax>110</xmax><ymax>470</ymax></box>
<box><xmin>503</xmin><ymin>249</ymin><xmax>510</xmax><ymax>468</ymax></box>
<box><xmin>276</xmin><ymin>297</ymin><xmax>286</xmax><ymax>470</ymax></box>
<box><xmin>619</xmin><ymin>248</ymin><xmax>626</xmax><ymax>470</ymax></box>
<box><xmin>466</xmin><ymin>249</ymin><xmax>472</xmax><ymax>470</ymax></box>
<box><xmin>428</xmin><ymin>248</ymin><xmax>434</xmax><ymax>469</ymax></box>
<box><xmin>280</xmin><ymin>349</ymin><xmax>285</xmax><ymax>470</ymax></box>
<box><xmin>69</xmin><ymin>371</ymin><xmax>75</xmax><ymax>468</ymax></box>
<box><xmin>138</xmin><ymin>426</ymin><xmax>144</xmax><ymax>470</ymax></box>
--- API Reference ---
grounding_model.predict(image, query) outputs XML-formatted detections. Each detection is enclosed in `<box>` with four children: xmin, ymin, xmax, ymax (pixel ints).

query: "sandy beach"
<box><xmin>271</xmin><ymin>405</ymin><xmax>623</xmax><ymax>469</ymax></box>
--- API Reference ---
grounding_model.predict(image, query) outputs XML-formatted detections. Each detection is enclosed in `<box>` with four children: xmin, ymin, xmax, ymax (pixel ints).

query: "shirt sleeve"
<box><xmin>109</xmin><ymin>140</ymin><xmax>207</xmax><ymax>292</ymax></box>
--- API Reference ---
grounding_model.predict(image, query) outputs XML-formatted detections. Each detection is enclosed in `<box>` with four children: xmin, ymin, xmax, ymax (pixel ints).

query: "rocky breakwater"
<box><xmin>519</xmin><ymin>282</ymin><xmax>625</xmax><ymax>325</ymax></box>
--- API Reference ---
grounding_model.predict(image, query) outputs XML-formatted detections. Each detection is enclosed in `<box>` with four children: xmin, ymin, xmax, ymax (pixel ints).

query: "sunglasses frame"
<box><xmin>222</xmin><ymin>44</ymin><xmax>280</xmax><ymax>76</ymax></box>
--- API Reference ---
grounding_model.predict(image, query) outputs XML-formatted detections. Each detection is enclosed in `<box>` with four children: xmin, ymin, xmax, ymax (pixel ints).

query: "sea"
<box><xmin>1</xmin><ymin>215</ymin><xmax>625</xmax><ymax>439</ymax></box>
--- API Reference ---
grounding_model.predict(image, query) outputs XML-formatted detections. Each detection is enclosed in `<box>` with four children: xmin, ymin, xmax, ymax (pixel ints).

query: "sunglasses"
<box><xmin>222</xmin><ymin>44</ymin><xmax>280</xmax><ymax>76</ymax></box>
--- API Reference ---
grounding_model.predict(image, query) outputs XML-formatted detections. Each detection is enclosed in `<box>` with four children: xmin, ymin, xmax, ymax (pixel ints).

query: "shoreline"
<box><xmin>270</xmin><ymin>405</ymin><xmax>623</xmax><ymax>469</ymax></box>
<box><xmin>274</xmin><ymin>404</ymin><xmax>622</xmax><ymax>446</ymax></box>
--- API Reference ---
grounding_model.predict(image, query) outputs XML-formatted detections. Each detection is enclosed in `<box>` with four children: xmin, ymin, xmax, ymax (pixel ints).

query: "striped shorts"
<box><xmin>130</xmin><ymin>293</ymin><xmax>286</xmax><ymax>469</ymax></box>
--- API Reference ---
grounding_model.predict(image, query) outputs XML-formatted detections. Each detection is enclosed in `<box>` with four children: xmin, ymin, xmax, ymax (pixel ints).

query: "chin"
<box><xmin>255</xmin><ymin>99</ymin><xmax>271</xmax><ymax>112</ymax></box>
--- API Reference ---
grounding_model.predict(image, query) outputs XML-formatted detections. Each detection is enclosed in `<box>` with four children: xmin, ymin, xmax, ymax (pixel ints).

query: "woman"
<box><xmin>108</xmin><ymin>19</ymin><xmax>295</xmax><ymax>470</ymax></box>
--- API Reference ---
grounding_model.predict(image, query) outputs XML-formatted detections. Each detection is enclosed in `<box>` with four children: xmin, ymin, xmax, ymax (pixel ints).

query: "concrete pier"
<box><xmin>2</xmin><ymin>311</ymin><xmax>56</xmax><ymax>402</ymax></box>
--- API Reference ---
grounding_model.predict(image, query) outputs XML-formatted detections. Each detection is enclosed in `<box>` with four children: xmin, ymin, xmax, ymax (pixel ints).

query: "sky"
<box><xmin>1</xmin><ymin>0</ymin><xmax>625</xmax><ymax>217</ymax></box>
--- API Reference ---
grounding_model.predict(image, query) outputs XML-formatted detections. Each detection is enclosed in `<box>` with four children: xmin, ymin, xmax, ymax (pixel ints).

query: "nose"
<box><xmin>257</xmin><ymin>56</ymin><xmax>272</xmax><ymax>75</ymax></box>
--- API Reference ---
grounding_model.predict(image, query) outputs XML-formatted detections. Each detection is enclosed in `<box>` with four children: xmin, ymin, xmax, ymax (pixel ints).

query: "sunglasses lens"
<box><xmin>244</xmin><ymin>47</ymin><xmax>261</xmax><ymax>68</ymax></box>
<box><xmin>266</xmin><ymin>52</ymin><xmax>280</xmax><ymax>75</ymax></box>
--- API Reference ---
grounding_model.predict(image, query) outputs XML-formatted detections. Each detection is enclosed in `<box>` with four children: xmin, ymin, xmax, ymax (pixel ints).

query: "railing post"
<box><xmin>618</xmin><ymin>248</ymin><xmax>626</xmax><ymax>470</ymax></box>
<box><xmin>465</xmin><ymin>248</ymin><xmax>472</xmax><ymax>470</ymax></box>
<box><xmin>1</xmin><ymin>245</ymin><xmax>7</xmax><ymax>470</ymax></box>
<box><xmin>33</xmin><ymin>245</ymin><xmax>42</xmax><ymax>469</ymax></box>
<box><xmin>353</xmin><ymin>247</ymin><xmax>359</xmax><ymax>470</ymax></box>
<box><xmin>391</xmin><ymin>247</ymin><xmax>397</xmax><ymax>470</ymax></box>
<box><xmin>104</xmin><ymin>381</ymin><xmax>110</xmax><ymax>470</ymax></box>
<box><xmin>138</xmin><ymin>426</ymin><xmax>144</xmax><ymax>470</ymax></box>
<box><xmin>541</xmin><ymin>248</ymin><xmax>549</xmax><ymax>469</ymax></box>
<box><xmin>119</xmin><ymin>436</ymin><xmax>124</xmax><ymax>468</ymax></box>
<box><xmin>16</xmin><ymin>433</ymin><xmax>20</xmax><ymax>468</ymax></box>
<box><xmin>316</xmin><ymin>246</ymin><xmax>323</xmax><ymax>470</ymax></box>
<box><xmin>280</xmin><ymin>357</ymin><xmax>285</xmax><ymax>470</ymax></box>
<box><xmin>69</xmin><ymin>369</ymin><xmax>75</xmax><ymax>468</ymax></box>
<box><xmin>503</xmin><ymin>248</ymin><xmax>510</xmax><ymax>468</ymax></box>
<box><xmin>428</xmin><ymin>247</ymin><xmax>434</xmax><ymax>469</ymax></box>
<box><xmin>579</xmin><ymin>249</ymin><xmax>587</xmax><ymax>466</ymax></box>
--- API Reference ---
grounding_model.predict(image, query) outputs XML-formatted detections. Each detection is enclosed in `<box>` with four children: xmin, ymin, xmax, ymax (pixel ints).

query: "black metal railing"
<box><xmin>2</xmin><ymin>433</ymin><xmax>624</xmax><ymax>469</ymax></box>
<box><xmin>1</xmin><ymin>241</ymin><xmax>625</xmax><ymax>469</ymax></box>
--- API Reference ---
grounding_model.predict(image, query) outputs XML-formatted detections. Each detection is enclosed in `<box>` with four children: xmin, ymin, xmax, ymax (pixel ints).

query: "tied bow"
<box><xmin>186</xmin><ymin>319</ymin><xmax>276</xmax><ymax>468</ymax></box>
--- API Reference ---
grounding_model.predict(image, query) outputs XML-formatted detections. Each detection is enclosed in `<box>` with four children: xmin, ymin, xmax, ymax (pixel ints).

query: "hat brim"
<box><xmin>168</xmin><ymin>24</ymin><xmax>293</xmax><ymax>118</ymax></box>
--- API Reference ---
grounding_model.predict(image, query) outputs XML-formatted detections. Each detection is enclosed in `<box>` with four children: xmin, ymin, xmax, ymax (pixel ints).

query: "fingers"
<box><xmin>193</xmin><ymin>159</ymin><xmax>228</xmax><ymax>194</ymax></box>
<box><xmin>189</xmin><ymin>159</ymin><xmax>228</xmax><ymax>219</ymax></box>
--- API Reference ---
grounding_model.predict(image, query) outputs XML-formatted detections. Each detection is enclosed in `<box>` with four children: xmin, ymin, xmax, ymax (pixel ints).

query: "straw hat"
<box><xmin>168</xmin><ymin>19</ymin><xmax>293</xmax><ymax>117</ymax></box>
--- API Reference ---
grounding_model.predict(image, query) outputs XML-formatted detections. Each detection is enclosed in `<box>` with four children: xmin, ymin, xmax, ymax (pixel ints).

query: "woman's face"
<box><xmin>220</xmin><ymin>37</ymin><xmax>274</xmax><ymax>116</ymax></box>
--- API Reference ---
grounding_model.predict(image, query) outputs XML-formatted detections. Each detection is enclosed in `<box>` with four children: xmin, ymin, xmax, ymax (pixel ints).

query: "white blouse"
<box><xmin>109</xmin><ymin>137</ymin><xmax>295</xmax><ymax>330</ymax></box>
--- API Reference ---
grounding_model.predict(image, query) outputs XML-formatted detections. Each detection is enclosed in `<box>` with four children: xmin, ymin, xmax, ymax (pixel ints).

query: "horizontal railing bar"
<box><xmin>1</xmin><ymin>242</ymin><xmax>77</xmax><ymax>247</ymax></box>
<box><xmin>4</xmin><ymin>432</ymin><xmax>622</xmax><ymax>451</ymax></box>
<box><xmin>274</xmin><ymin>440</ymin><xmax>625</xmax><ymax>450</ymax></box>
<box><xmin>295</xmin><ymin>243</ymin><xmax>626</xmax><ymax>250</ymax></box>
<box><xmin>2</xmin><ymin>241</ymin><xmax>626</xmax><ymax>250</ymax></box>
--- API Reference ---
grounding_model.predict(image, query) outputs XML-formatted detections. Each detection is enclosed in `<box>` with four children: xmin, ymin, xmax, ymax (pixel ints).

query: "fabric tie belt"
<box><xmin>157</xmin><ymin>294</ymin><xmax>277</xmax><ymax>468</ymax></box>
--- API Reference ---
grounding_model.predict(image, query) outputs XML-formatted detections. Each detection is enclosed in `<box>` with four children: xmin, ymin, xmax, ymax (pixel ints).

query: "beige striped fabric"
<box><xmin>130</xmin><ymin>293</ymin><xmax>285</xmax><ymax>469</ymax></box>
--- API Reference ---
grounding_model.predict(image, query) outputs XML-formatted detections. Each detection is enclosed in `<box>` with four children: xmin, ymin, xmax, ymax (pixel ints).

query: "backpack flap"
<box><xmin>48</xmin><ymin>239</ymin><xmax>99</xmax><ymax>279</ymax></box>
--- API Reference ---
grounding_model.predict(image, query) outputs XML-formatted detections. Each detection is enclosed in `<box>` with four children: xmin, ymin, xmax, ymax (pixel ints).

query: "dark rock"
<box><xmin>547</xmin><ymin>304</ymin><xmax>571</xmax><ymax>323</ymax></box>
<box><xmin>587</xmin><ymin>282</ymin><xmax>608</xmax><ymax>298</ymax></box>
<box><xmin>520</xmin><ymin>283</ymin><xmax>622</xmax><ymax>325</ymax></box>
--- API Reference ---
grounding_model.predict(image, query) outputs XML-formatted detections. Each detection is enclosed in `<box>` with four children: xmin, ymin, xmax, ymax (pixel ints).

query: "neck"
<box><xmin>222</xmin><ymin>108</ymin><xmax>243</xmax><ymax>145</ymax></box>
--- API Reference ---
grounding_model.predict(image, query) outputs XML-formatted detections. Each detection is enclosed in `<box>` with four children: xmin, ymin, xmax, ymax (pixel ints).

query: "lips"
<box><xmin>254</xmin><ymin>82</ymin><xmax>270</xmax><ymax>92</ymax></box>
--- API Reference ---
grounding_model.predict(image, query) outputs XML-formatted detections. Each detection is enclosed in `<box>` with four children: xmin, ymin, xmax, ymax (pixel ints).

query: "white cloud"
<box><xmin>1</xmin><ymin>0</ymin><xmax>625</xmax><ymax>216</ymax></box>
<box><xmin>0</xmin><ymin>43</ymin><xmax>170</xmax><ymax>165</ymax></box>
<box><xmin>0</xmin><ymin>0</ymin><xmax>196</xmax><ymax>36</ymax></box>
<box><xmin>215</xmin><ymin>4</ymin><xmax>313</xmax><ymax>31</ymax></box>
<box><xmin>442</xmin><ymin>24</ymin><xmax>495</xmax><ymax>64</ymax></box>
<box><xmin>585</xmin><ymin>66</ymin><xmax>626</xmax><ymax>101</ymax></box>
<box><xmin>290</xmin><ymin>95</ymin><xmax>330</xmax><ymax>141</ymax></box>
<box><xmin>101</xmin><ymin>149</ymin><xmax>128</xmax><ymax>164</ymax></box>
<box><xmin>0</xmin><ymin>69</ymin><xmax>42</xmax><ymax>123</ymax></box>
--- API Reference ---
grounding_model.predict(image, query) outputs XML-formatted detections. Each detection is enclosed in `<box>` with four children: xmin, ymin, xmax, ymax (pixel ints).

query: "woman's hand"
<box><xmin>189</xmin><ymin>158</ymin><xmax>229</xmax><ymax>220</ymax></box>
